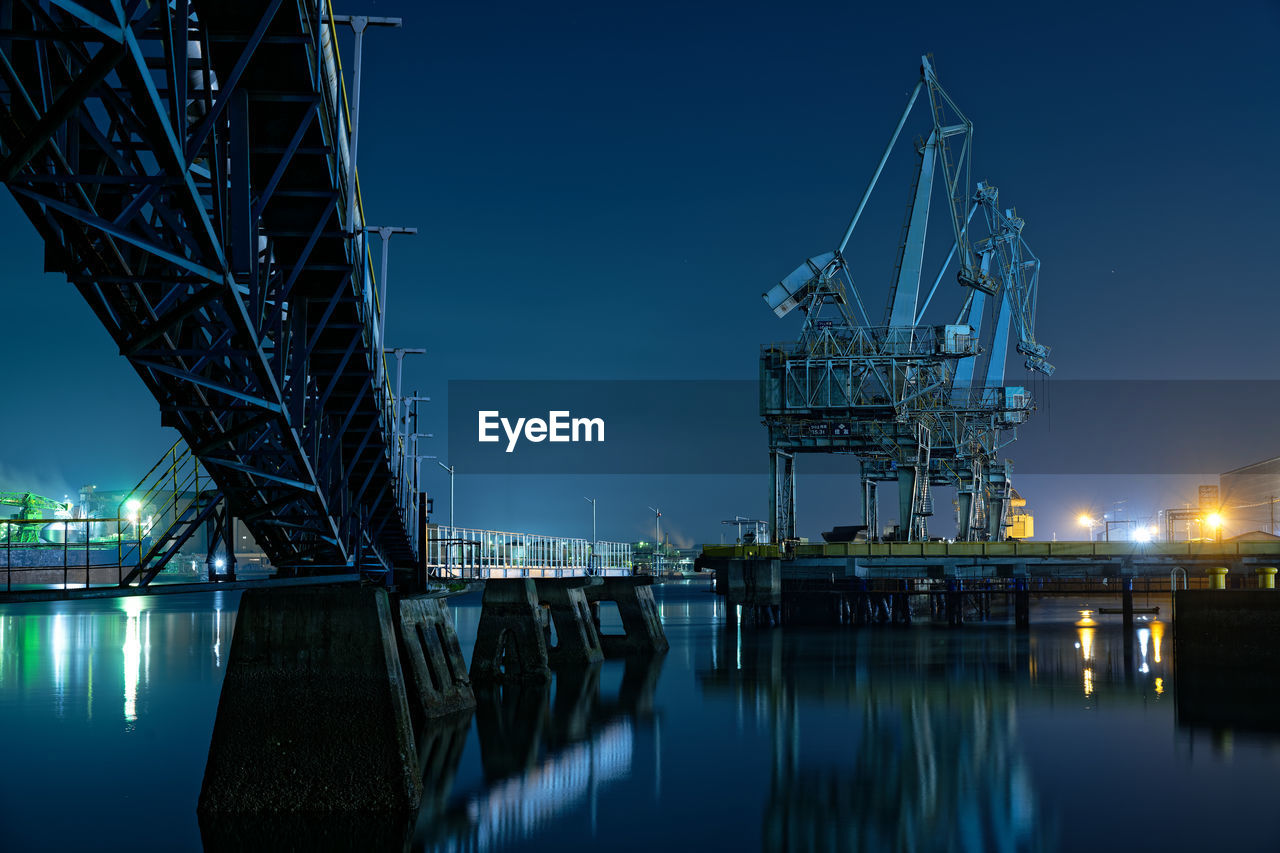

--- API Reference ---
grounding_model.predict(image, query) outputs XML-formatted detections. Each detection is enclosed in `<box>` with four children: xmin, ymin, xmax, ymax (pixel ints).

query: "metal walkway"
<box><xmin>428</xmin><ymin>526</ymin><xmax>634</xmax><ymax>580</ymax></box>
<box><xmin>0</xmin><ymin>1</ymin><xmax>421</xmax><ymax>576</ymax></box>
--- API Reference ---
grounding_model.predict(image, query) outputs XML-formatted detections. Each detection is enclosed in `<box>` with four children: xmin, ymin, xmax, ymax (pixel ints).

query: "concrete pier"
<box><xmin>536</xmin><ymin>577</ymin><xmax>606</xmax><ymax>668</ymax></box>
<box><xmin>398</xmin><ymin>596</ymin><xmax>475</xmax><ymax>717</ymax></box>
<box><xmin>1175</xmin><ymin>590</ymin><xmax>1280</xmax><ymax>733</ymax></box>
<box><xmin>716</xmin><ymin>557</ymin><xmax>782</xmax><ymax>609</ymax></box>
<box><xmin>583</xmin><ymin>575</ymin><xmax>670</xmax><ymax>655</ymax></box>
<box><xmin>197</xmin><ymin>585</ymin><xmax>421</xmax><ymax>815</ymax></box>
<box><xmin>470</xmin><ymin>579</ymin><xmax>553</xmax><ymax>684</ymax></box>
<box><xmin>471</xmin><ymin>577</ymin><xmax>668</xmax><ymax>684</ymax></box>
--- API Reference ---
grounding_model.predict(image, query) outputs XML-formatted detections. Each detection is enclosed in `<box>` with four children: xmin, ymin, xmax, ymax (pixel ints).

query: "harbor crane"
<box><xmin>761</xmin><ymin>56</ymin><xmax>1053</xmax><ymax>543</ymax></box>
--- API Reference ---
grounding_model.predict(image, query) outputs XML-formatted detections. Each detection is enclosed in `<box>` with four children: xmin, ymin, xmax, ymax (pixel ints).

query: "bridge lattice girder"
<box><xmin>0</xmin><ymin>0</ymin><xmax>415</xmax><ymax>571</ymax></box>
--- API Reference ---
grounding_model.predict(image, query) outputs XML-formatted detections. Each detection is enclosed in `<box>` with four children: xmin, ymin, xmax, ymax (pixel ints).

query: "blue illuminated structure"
<box><xmin>762</xmin><ymin>56</ymin><xmax>1054</xmax><ymax>542</ymax></box>
<box><xmin>0</xmin><ymin>2</ymin><xmax>424</xmax><ymax>581</ymax></box>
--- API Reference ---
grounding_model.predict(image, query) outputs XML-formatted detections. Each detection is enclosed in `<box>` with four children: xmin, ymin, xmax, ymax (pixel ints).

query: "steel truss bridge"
<box><xmin>0</xmin><ymin>0</ymin><xmax>434</xmax><ymax>585</ymax></box>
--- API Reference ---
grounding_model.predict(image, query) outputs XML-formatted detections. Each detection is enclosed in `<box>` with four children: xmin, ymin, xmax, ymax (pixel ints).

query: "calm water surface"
<box><xmin>2</xmin><ymin>582</ymin><xmax>1278</xmax><ymax>851</ymax></box>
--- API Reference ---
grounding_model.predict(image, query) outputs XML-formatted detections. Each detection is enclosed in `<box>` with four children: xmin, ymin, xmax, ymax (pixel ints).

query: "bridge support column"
<box><xmin>535</xmin><ymin>578</ymin><xmax>605</xmax><ymax>668</ymax></box>
<box><xmin>582</xmin><ymin>575</ymin><xmax>669</xmax><ymax>656</ymax></box>
<box><xmin>397</xmin><ymin>597</ymin><xmax>475</xmax><ymax>718</ymax></box>
<box><xmin>470</xmin><ymin>579</ymin><xmax>552</xmax><ymax>684</ymax></box>
<box><xmin>197</xmin><ymin>585</ymin><xmax>421</xmax><ymax>815</ymax></box>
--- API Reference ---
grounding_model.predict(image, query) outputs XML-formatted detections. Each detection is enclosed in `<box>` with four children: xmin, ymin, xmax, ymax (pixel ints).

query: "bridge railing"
<box><xmin>316</xmin><ymin>3</ymin><xmax>420</xmax><ymax>568</ymax></box>
<box><xmin>2</xmin><ymin>517</ymin><xmax>141</xmax><ymax>593</ymax></box>
<box><xmin>427</xmin><ymin>526</ymin><xmax>633</xmax><ymax>580</ymax></box>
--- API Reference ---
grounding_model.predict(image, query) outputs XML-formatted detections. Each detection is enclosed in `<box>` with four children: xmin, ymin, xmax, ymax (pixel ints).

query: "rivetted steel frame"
<box><xmin>0</xmin><ymin>0</ymin><xmax>417</xmax><ymax>575</ymax></box>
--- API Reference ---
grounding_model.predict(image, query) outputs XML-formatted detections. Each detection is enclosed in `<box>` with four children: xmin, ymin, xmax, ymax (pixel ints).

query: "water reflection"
<box><xmin>417</xmin><ymin>654</ymin><xmax>665</xmax><ymax>851</ymax></box>
<box><xmin>700</xmin><ymin>624</ymin><xmax>1058</xmax><ymax>852</ymax></box>
<box><xmin>0</xmin><ymin>594</ymin><xmax>233</xmax><ymax>731</ymax></box>
<box><xmin>9</xmin><ymin>587</ymin><xmax>1280</xmax><ymax>852</ymax></box>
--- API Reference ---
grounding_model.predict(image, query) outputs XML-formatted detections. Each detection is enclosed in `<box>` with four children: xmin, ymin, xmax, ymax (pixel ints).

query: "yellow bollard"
<box><xmin>1207</xmin><ymin>567</ymin><xmax>1229</xmax><ymax>590</ymax></box>
<box><xmin>1257</xmin><ymin>567</ymin><xmax>1277</xmax><ymax>590</ymax></box>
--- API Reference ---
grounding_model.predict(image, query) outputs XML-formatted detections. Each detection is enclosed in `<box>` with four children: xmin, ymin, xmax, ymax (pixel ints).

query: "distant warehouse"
<box><xmin>1220</xmin><ymin>457</ymin><xmax>1280</xmax><ymax>537</ymax></box>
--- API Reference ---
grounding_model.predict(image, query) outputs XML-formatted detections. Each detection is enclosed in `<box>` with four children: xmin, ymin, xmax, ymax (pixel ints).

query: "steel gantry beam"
<box><xmin>0</xmin><ymin>1</ymin><xmax>425</xmax><ymax>577</ymax></box>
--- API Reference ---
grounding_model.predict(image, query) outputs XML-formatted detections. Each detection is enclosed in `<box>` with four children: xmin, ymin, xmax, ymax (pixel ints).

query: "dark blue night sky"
<box><xmin>0</xmin><ymin>0</ymin><xmax>1277</xmax><ymax>544</ymax></box>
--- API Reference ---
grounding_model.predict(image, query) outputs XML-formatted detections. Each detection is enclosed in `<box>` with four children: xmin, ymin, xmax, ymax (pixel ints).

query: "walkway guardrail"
<box><xmin>3</xmin><ymin>516</ymin><xmax>147</xmax><ymax>592</ymax></box>
<box><xmin>427</xmin><ymin>526</ymin><xmax>633</xmax><ymax>580</ymax></box>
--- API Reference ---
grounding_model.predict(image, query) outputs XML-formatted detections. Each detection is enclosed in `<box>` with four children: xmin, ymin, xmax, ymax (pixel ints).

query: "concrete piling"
<box><xmin>535</xmin><ymin>578</ymin><xmax>605</xmax><ymax>668</ymax></box>
<box><xmin>197</xmin><ymin>585</ymin><xmax>421</xmax><ymax>815</ymax></box>
<box><xmin>470</xmin><ymin>579</ymin><xmax>553</xmax><ymax>684</ymax></box>
<box><xmin>398</xmin><ymin>597</ymin><xmax>475</xmax><ymax>718</ymax></box>
<box><xmin>582</xmin><ymin>575</ymin><xmax>670</xmax><ymax>655</ymax></box>
<box><xmin>471</xmin><ymin>576</ymin><xmax>669</xmax><ymax>686</ymax></box>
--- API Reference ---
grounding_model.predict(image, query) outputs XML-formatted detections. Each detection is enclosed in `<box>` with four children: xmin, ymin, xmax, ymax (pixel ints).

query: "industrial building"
<box><xmin>1221</xmin><ymin>457</ymin><xmax>1280</xmax><ymax>537</ymax></box>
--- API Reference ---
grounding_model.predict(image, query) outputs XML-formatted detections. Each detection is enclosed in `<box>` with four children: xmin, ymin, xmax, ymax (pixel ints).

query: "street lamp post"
<box><xmin>1205</xmin><ymin>511</ymin><xmax>1224</xmax><ymax>543</ymax></box>
<box><xmin>584</xmin><ymin>497</ymin><xmax>597</xmax><ymax>573</ymax></box>
<box><xmin>647</xmin><ymin>506</ymin><xmax>661</xmax><ymax>576</ymax></box>
<box><xmin>436</xmin><ymin>461</ymin><xmax>455</xmax><ymax>529</ymax></box>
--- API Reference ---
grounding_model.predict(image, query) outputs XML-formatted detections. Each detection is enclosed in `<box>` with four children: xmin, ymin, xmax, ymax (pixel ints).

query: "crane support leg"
<box><xmin>956</xmin><ymin>490</ymin><xmax>975</xmax><ymax>542</ymax></box>
<box><xmin>897</xmin><ymin>468</ymin><xmax>916</xmax><ymax>542</ymax></box>
<box><xmin>862</xmin><ymin>477</ymin><xmax>879</xmax><ymax>542</ymax></box>
<box><xmin>770</xmin><ymin>450</ymin><xmax>795</xmax><ymax>543</ymax></box>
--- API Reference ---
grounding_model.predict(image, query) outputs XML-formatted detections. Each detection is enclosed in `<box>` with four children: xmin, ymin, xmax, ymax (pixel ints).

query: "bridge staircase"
<box><xmin>117</xmin><ymin>440</ymin><xmax>223</xmax><ymax>586</ymax></box>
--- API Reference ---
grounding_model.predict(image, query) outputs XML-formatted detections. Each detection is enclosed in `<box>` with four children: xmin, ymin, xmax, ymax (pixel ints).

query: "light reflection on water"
<box><xmin>2</xmin><ymin>585</ymin><xmax>1280</xmax><ymax>852</ymax></box>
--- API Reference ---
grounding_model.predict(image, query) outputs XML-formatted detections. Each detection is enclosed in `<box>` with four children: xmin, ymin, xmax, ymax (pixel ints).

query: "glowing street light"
<box><xmin>1078</xmin><ymin>514</ymin><xmax>1097</xmax><ymax>541</ymax></box>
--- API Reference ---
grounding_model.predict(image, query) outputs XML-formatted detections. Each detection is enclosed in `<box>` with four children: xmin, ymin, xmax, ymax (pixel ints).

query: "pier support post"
<box><xmin>535</xmin><ymin>578</ymin><xmax>605</xmax><ymax>667</ymax></box>
<box><xmin>1257</xmin><ymin>567</ymin><xmax>1277</xmax><ymax>590</ymax></box>
<box><xmin>471</xmin><ymin>579</ymin><xmax>552</xmax><ymax>684</ymax></box>
<box><xmin>891</xmin><ymin>579</ymin><xmax>913</xmax><ymax>624</ymax></box>
<box><xmin>197</xmin><ymin>585</ymin><xmax>421</xmax><ymax>815</ymax></box>
<box><xmin>582</xmin><ymin>575</ymin><xmax>669</xmax><ymax>655</ymax></box>
<box><xmin>946</xmin><ymin>578</ymin><xmax>963</xmax><ymax>627</ymax></box>
<box><xmin>1014</xmin><ymin>577</ymin><xmax>1029</xmax><ymax>630</ymax></box>
<box><xmin>1122</xmin><ymin>577</ymin><xmax>1134</xmax><ymax>630</ymax></box>
<box><xmin>397</xmin><ymin>597</ymin><xmax>475</xmax><ymax>718</ymax></box>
